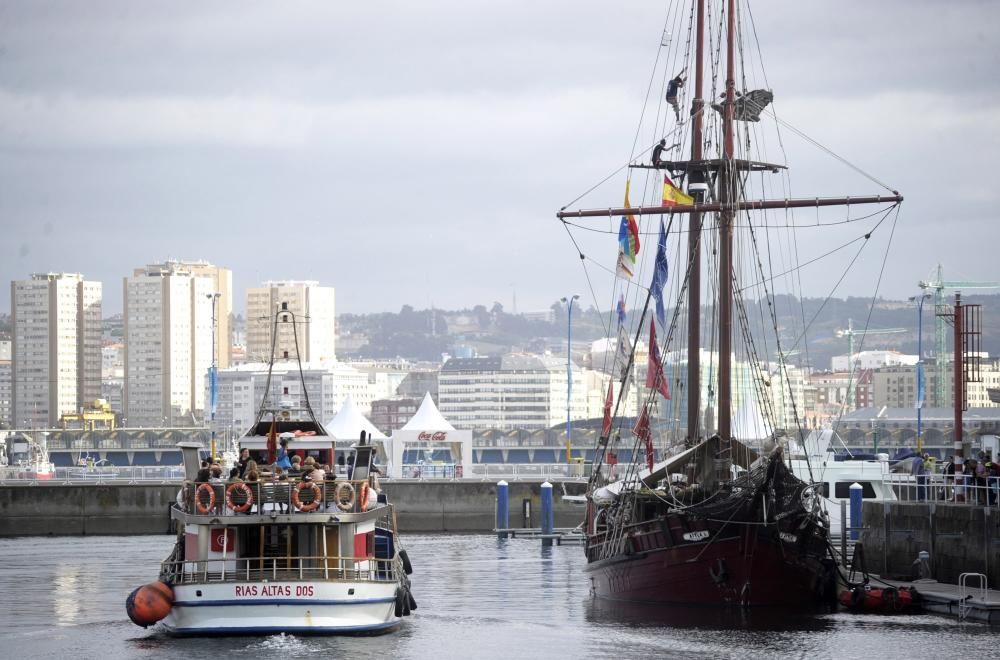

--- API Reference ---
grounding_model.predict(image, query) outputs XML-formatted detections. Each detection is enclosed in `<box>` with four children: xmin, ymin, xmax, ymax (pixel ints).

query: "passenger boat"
<box><xmin>126</xmin><ymin>308</ymin><xmax>416</xmax><ymax>635</ymax></box>
<box><xmin>558</xmin><ymin>0</ymin><xmax>903</xmax><ymax>606</ymax></box>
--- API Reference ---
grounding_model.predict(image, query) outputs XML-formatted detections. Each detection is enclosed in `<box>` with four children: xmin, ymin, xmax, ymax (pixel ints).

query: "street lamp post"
<box><xmin>560</xmin><ymin>295</ymin><xmax>579</xmax><ymax>464</ymax></box>
<box><xmin>910</xmin><ymin>293</ymin><xmax>931</xmax><ymax>453</ymax></box>
<box><xmin>207</xmin><ymin>292</ymin><xmax>221</xmax><ymax>462</ymax></box>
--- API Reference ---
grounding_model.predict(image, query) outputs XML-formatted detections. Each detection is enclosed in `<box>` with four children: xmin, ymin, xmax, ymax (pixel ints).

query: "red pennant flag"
<box><xmin>266</xmin><ymin>416</ymin><xmax>277</xmax><ymax>465</ymax></box>
<box><xmin>602</xmin><ymin>380</ymin><xmax>614</xmax><ymax>438</ymax></box>
<box><xmin>633</xmin><ymin>405</ymin><xmax>654</xmax><ymax>471</ymax></box>
<box><xmin>646</xmin><ymin>319</ymin><xmax>671</xmax><ymax>400</ymax></box>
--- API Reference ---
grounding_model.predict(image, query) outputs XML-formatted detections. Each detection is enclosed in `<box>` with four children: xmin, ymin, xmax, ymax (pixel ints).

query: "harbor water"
<box><xmin>0</xmin><ymin>534</ymin><xmax>995</xmax><ymax>659</ymax></box>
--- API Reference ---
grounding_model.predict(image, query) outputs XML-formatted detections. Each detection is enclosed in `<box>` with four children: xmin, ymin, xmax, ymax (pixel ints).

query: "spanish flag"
<box><xmin>662</xmin><ymin>174</ymin><xmax>694</xmax><ymax>207</ymax></box>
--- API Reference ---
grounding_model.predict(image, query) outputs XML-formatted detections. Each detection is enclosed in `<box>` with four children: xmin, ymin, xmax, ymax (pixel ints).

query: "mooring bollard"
<box><xmin>541</xmin><ymin>481</ymin><xmax>554</xmax><ymax>546</ymax></box>
<box><xmin>496</xmin><ymin>480</ymin><xmax>509</xmax><ymax>539</ymax></box>
<box><xmin>849</xmin><ymin>482</ymin><xmax>863</xmax><ymax>541</ymax></box>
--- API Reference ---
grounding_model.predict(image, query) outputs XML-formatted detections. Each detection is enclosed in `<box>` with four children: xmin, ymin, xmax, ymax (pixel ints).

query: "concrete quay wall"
<box><xmin>860</xmin><ymin>501</ymin><xmax>1000</xmax><ymax>587</ymax></box>
<box><xmin>0</xmin><ymin>481</ymin><xmax>585</xmax><ymax>536</ymax></box>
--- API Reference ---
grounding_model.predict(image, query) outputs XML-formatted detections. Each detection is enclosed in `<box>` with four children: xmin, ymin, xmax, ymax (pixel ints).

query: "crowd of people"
<box><xmin>910</xmin><ymin>450</ymin><xmax>1000</xmax><ymax>505</ymax></box>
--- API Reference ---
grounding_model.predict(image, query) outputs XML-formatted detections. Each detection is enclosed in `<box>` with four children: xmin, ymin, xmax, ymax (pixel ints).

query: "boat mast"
<box><xmin>717</xmin><ymin>0</ymin><xmax>737</xmax><ymax>441</ymax></box>
<box><xmin>686</xmin><ymin>0</ymin><xmax>706</xmax><ymax>442</ymax></box>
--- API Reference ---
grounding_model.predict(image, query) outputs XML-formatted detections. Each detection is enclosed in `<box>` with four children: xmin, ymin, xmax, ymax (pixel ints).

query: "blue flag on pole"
<box><xmin>650</xmin><ymin>219</ymin><xmax>669</xmax><ymax>327</ymax></box>
<box><xmin>915</xmin><ymin>362</ymin><xmax>925</xmax><ymax>410</ymax></box>
<box><xmin>617</xmin><ymin>293</ymin><xmax>627</xmax><ymax>329</ymax></box>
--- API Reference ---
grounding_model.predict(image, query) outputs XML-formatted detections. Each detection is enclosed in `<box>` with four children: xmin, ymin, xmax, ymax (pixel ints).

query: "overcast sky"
<box><xmin>1</xmin><ymin>1</ymin><xmax>998</xmax><ymax>317</ymax></box>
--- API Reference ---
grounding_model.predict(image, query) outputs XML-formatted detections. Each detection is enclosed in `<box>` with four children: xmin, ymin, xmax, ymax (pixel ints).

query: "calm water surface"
<box><xmin>0</xmin><ymin>534</ymin><xmax>993</xmax><ymax>659</ymax></box>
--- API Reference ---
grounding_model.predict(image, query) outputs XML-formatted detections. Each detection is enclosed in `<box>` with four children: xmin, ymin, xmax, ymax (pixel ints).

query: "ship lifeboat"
<box><xmin>126</xmin><ymin>580</ymin><xmax>174</xmax><ymax>627</ymax></box>
<box><xmin>838</xmin><ymin>584</ymin><xmax>920</xmax><ymax>614</ymax></box>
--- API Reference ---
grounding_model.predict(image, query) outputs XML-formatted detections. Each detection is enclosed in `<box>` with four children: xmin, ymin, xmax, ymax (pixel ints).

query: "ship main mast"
<box><xmin>686</xmin><ymin>0</ymin><xmax>706</xmax><ymax>442</ymax></box>
<box><xmin>717</xmin><ymin>0</ymin><xmax>737</xmax><ymax>442</ymax></box>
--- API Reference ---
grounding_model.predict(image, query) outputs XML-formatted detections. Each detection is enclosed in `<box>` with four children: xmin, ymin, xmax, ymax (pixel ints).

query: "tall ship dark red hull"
<box><xmin>585</xmin><ymin>515</ymin><xmax>835</xmax><ymax>606</ymax></box>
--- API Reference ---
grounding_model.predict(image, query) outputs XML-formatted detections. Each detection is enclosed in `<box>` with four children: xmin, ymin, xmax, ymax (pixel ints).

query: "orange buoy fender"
<box><xmin>126</xmin><ymin>581</ymin><xmax>174</xmax><ymax>628</ymax></box>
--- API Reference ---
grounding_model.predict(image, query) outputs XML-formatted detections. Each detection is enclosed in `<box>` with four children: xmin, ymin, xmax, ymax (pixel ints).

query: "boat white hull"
<box><xmin>160</xmin><ymin>581</ymin><xmax>401</xmax><ymax>635</ymax></box>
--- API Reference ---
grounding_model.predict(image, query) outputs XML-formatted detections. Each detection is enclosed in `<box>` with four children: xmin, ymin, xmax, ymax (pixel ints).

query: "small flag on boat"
<box><xmin>662</xmin><ymin>174</ymin><xmax>694</xmax><ymax>207</ymax></box>
<box><xmin>602</xmin><ymin>379</ymin><xmax>614</xmax><ymax>438</ymax></box>
<box><xmin>616</xmin><ymin>182</ymin><xmax>641</xmax><ymax>279</ymax></box>
<box><xmin>650</xmin><ymin>219</ymin><xmax>669</xmax><ymax>328</ymax></box>
<box><xmin>266</xmin><ymin>416</ymin><xmax>277</xmax><ymax>465</ymax></box>
<box><xmin>633</xmin><ymin>405</ymin><xmax>654</xmax><ymax>471</ymax></box>
<box><xmin>646</xmin><ymin>319</ymin><xmax>671</xmax><ymax>400</ymax></box>
<box><xmin>617</xmin><ymin>293</ymin><xmax>627</xmax><ymax>328</ymax></box>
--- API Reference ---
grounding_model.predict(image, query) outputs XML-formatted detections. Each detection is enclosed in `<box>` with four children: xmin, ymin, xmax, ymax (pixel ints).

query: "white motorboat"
<box><xmin>126</xmin><ymin>308</ymin><xmax>415</xmax><ymax>635</ymax></box>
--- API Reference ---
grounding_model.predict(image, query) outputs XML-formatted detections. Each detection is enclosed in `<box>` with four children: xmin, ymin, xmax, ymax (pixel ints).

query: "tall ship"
<box><xmin>126</xmin><ymin>307</ymin><xmax>416</xmax><ymax>635</ymax></box>
<box><xmin>558</xmin><ymin>0</ymin><xmax>903</xmax><ymax>606</ymax></box>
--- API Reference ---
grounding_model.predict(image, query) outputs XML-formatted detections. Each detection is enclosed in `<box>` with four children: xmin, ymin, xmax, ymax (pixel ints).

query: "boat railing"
<box><xmin>178</xmin><ymin>478</ymin><xmax>381</xmax><ymax>516</ymax></box>
<box><xmin>160</xmin><ymin>555</ymin><xmax>400</xmax><ymax>585</ymax></box>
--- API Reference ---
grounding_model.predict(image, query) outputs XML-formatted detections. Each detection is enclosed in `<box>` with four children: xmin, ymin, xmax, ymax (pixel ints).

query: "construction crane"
<box><xmin>918</xmin><ymin>264</ymin><xmax>1000</xmax><ymax>406</ymax></box>
<box><xmin>835</xmin><ymin>318</ymin><xmax>906</xmax><ymax>407</ymax></box>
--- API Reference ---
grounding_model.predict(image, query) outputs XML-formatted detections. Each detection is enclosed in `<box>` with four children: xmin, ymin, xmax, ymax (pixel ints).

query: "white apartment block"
<box><xmin>124</xmin><ymin>261</ymin><xmax>231</xmax><ymax>426</ymax></box>
<box><xmin>211</xmin><ymin>361</ymin><xmax>370</xmax><ymax>434</ymax></box>
<box><xmin>246</xmin><ymin>281</ymin><xmax>336</xmax><ymax>363</ymax></box>
<box><xmin>0</xmin><ymin>360</ymin><xmax>11</xmax><ymax>426</ymax></box>
<box><xmin>438</xmin><ymin>354</ymin><xmax>586</xmax><ymax>431</ymax></box>
<box><xmin>831</xmin><ymin>350</ymin><xmax>918</xmax><ymax>372</ymax></box>
<box><xmin>11</xmin><ymin>273</ymin><xmax>102</xmax><ymax>427</ymax></box>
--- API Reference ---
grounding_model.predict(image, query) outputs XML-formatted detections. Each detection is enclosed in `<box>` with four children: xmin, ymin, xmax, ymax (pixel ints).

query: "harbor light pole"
<box><xmin>207</xmin><ymin>292</ymin><xmax>221</xmax><ymax>462</ymax></box>
<box><xmin>910</xmin><ymin>292</ymin><xmax>931</xmax><ymax>453</ymax></box>
<box><xmin>561</xmin><ymin>295</ymin><xmax>579</xmax><ymax>464</ymax></box>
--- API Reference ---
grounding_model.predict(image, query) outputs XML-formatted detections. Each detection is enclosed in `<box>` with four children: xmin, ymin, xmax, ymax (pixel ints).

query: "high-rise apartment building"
<box><xmin>11</xmin><ymin>273</ymin><xmax>102</xmax><ymax>428</ymax></box>
<box><xmin>124</xmin><ymin>260</ymin><xmax>232</xmax><ymax>426</ymax></box>
<box><xmin>246</xmin><ymin>281</ymin><xmax>336</xmax><ymax>363</ymax></box>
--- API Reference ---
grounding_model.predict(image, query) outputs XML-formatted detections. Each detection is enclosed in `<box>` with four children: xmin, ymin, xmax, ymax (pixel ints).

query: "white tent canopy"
<box><xmin>400</xmin><ymin>392</ymin><xmax>454</xmax><ymax>432</ymax></box>
<box><xmin>324</xmin><ymin>394</ymin><xmax>387</xmax><ymax>442</ymax></box>
<box><xmin>389</xmin><ymin>392</ymin><xmax>471</xmax><ymax>479</ymax></box>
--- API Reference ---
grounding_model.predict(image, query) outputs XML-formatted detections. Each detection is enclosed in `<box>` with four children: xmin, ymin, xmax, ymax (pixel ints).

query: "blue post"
<box><xmin>849</xmin><ymin>482</ymin><xmax>863</xmax><ymax>541</ymax></box>
<box><xmin>541</xmin><ymin>481</ymin><xmax>554</xmax><ymax>546</ymax></box>
<box><xmin>496</xmin><ymin>480</ymin><xmax>509</xmax><ymax>539</ymax></box>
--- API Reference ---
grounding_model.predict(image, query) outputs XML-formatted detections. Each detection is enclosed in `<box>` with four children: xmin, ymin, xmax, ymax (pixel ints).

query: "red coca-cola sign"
<box><xmin>417</xmin><ymin>431</ymin><xmax>448</xmax><ymax>441</ymax></box>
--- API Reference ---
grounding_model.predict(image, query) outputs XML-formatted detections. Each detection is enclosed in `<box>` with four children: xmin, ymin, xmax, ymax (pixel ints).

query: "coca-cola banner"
<box><xmin>417</xmin><ymin>431</ymin><xmax>448</xmax><ymax>441</ymax></box>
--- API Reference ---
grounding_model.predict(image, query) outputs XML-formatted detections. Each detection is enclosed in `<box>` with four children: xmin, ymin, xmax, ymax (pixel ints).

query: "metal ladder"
<box><xmin>958</xmin><ymin>572</ymin><xmax>988</xmax><ymax>620</ymax></box>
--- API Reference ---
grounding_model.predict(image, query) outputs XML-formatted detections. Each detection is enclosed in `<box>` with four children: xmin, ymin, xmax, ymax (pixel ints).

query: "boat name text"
<box><xmin>234</xmin><ymin>584</ymin><xmax>314</xmax><ymax>598</ymax></box>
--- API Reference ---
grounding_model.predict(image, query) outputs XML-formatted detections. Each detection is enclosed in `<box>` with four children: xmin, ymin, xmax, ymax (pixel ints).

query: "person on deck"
<box><xmin>274</xmin><ymin>435</ymin><xmax>293</xmax><ymax>471</ymax></box>
<box><xmin>666</xmin><ymin>70</ymin><xmax>686</xmax><ymax>121</ymax></box>
<box><xmin>237</xmin><ymin>448</ymin><xmax>251</xmax><ymax>478</ymax></box>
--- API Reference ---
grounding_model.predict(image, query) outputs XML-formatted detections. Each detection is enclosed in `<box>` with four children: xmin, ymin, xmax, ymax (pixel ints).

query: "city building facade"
<box><xmin>438</xmin><ymin>354</ymin><xmax>586</xmax><ymax>431</ymax></box>
<box><xmin>11</xmin><ymin>273</ymin><xmax>102</xmax><ymax>428</ymax></box>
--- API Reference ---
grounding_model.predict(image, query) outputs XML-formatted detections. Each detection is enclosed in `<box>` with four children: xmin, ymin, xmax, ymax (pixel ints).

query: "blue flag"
<box><xmin>915</xmin><ymin>362</ymin><xmax>925</xmax><ymax>410</ymax></box>
<box><xmin>650</xmin><ymin>219</ymin><xmax>668</xmax><ymax>327</ymax></box>
<box><xmin>617</xmin><ymin>293</ymin><xmax>626</xmax><ymax>329</ymax></box>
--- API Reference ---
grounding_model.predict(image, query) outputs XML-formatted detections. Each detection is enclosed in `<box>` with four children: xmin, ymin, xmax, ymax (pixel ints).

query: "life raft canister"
<box><xmin>195</xmin><ymin>483</ymin><xmax>216</xmax><ymax>514</ymax></box>
<box><xmin>225</xmin><ymin>482</ymin><xmax>254</xmax><ymax>513</ymax></box>
<box><xmin>334</xmin><ymin>481</ymin><xmax>355</xmax><ymax>511</ymax></box>
<box><xmin>292</xmin><ymin>480</ymin><xmax>322</xmax><ymax>512</ymax></box>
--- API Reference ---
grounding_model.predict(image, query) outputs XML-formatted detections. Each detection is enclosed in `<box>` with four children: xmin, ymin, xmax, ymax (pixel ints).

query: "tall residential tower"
<box><xmin>11</xmin><ymin>273</ymin><xmax>102</xmax><ymax>428</ymax></box>
<box><xmin>123</xmin><ymin>260</ymin><xmax>232</xmax><ymax>426</ymax></box>
<box><xmin>246</xmin><ymin>281</ymin><xmax>336</xmax><ymax>363</ymax></box>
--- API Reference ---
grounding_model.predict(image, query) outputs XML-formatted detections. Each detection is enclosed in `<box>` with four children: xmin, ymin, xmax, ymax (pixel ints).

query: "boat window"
<box><xmin>834</xmin><ymin>481</ymin><xmax>876</xmax><ymax>499</ymax></box>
